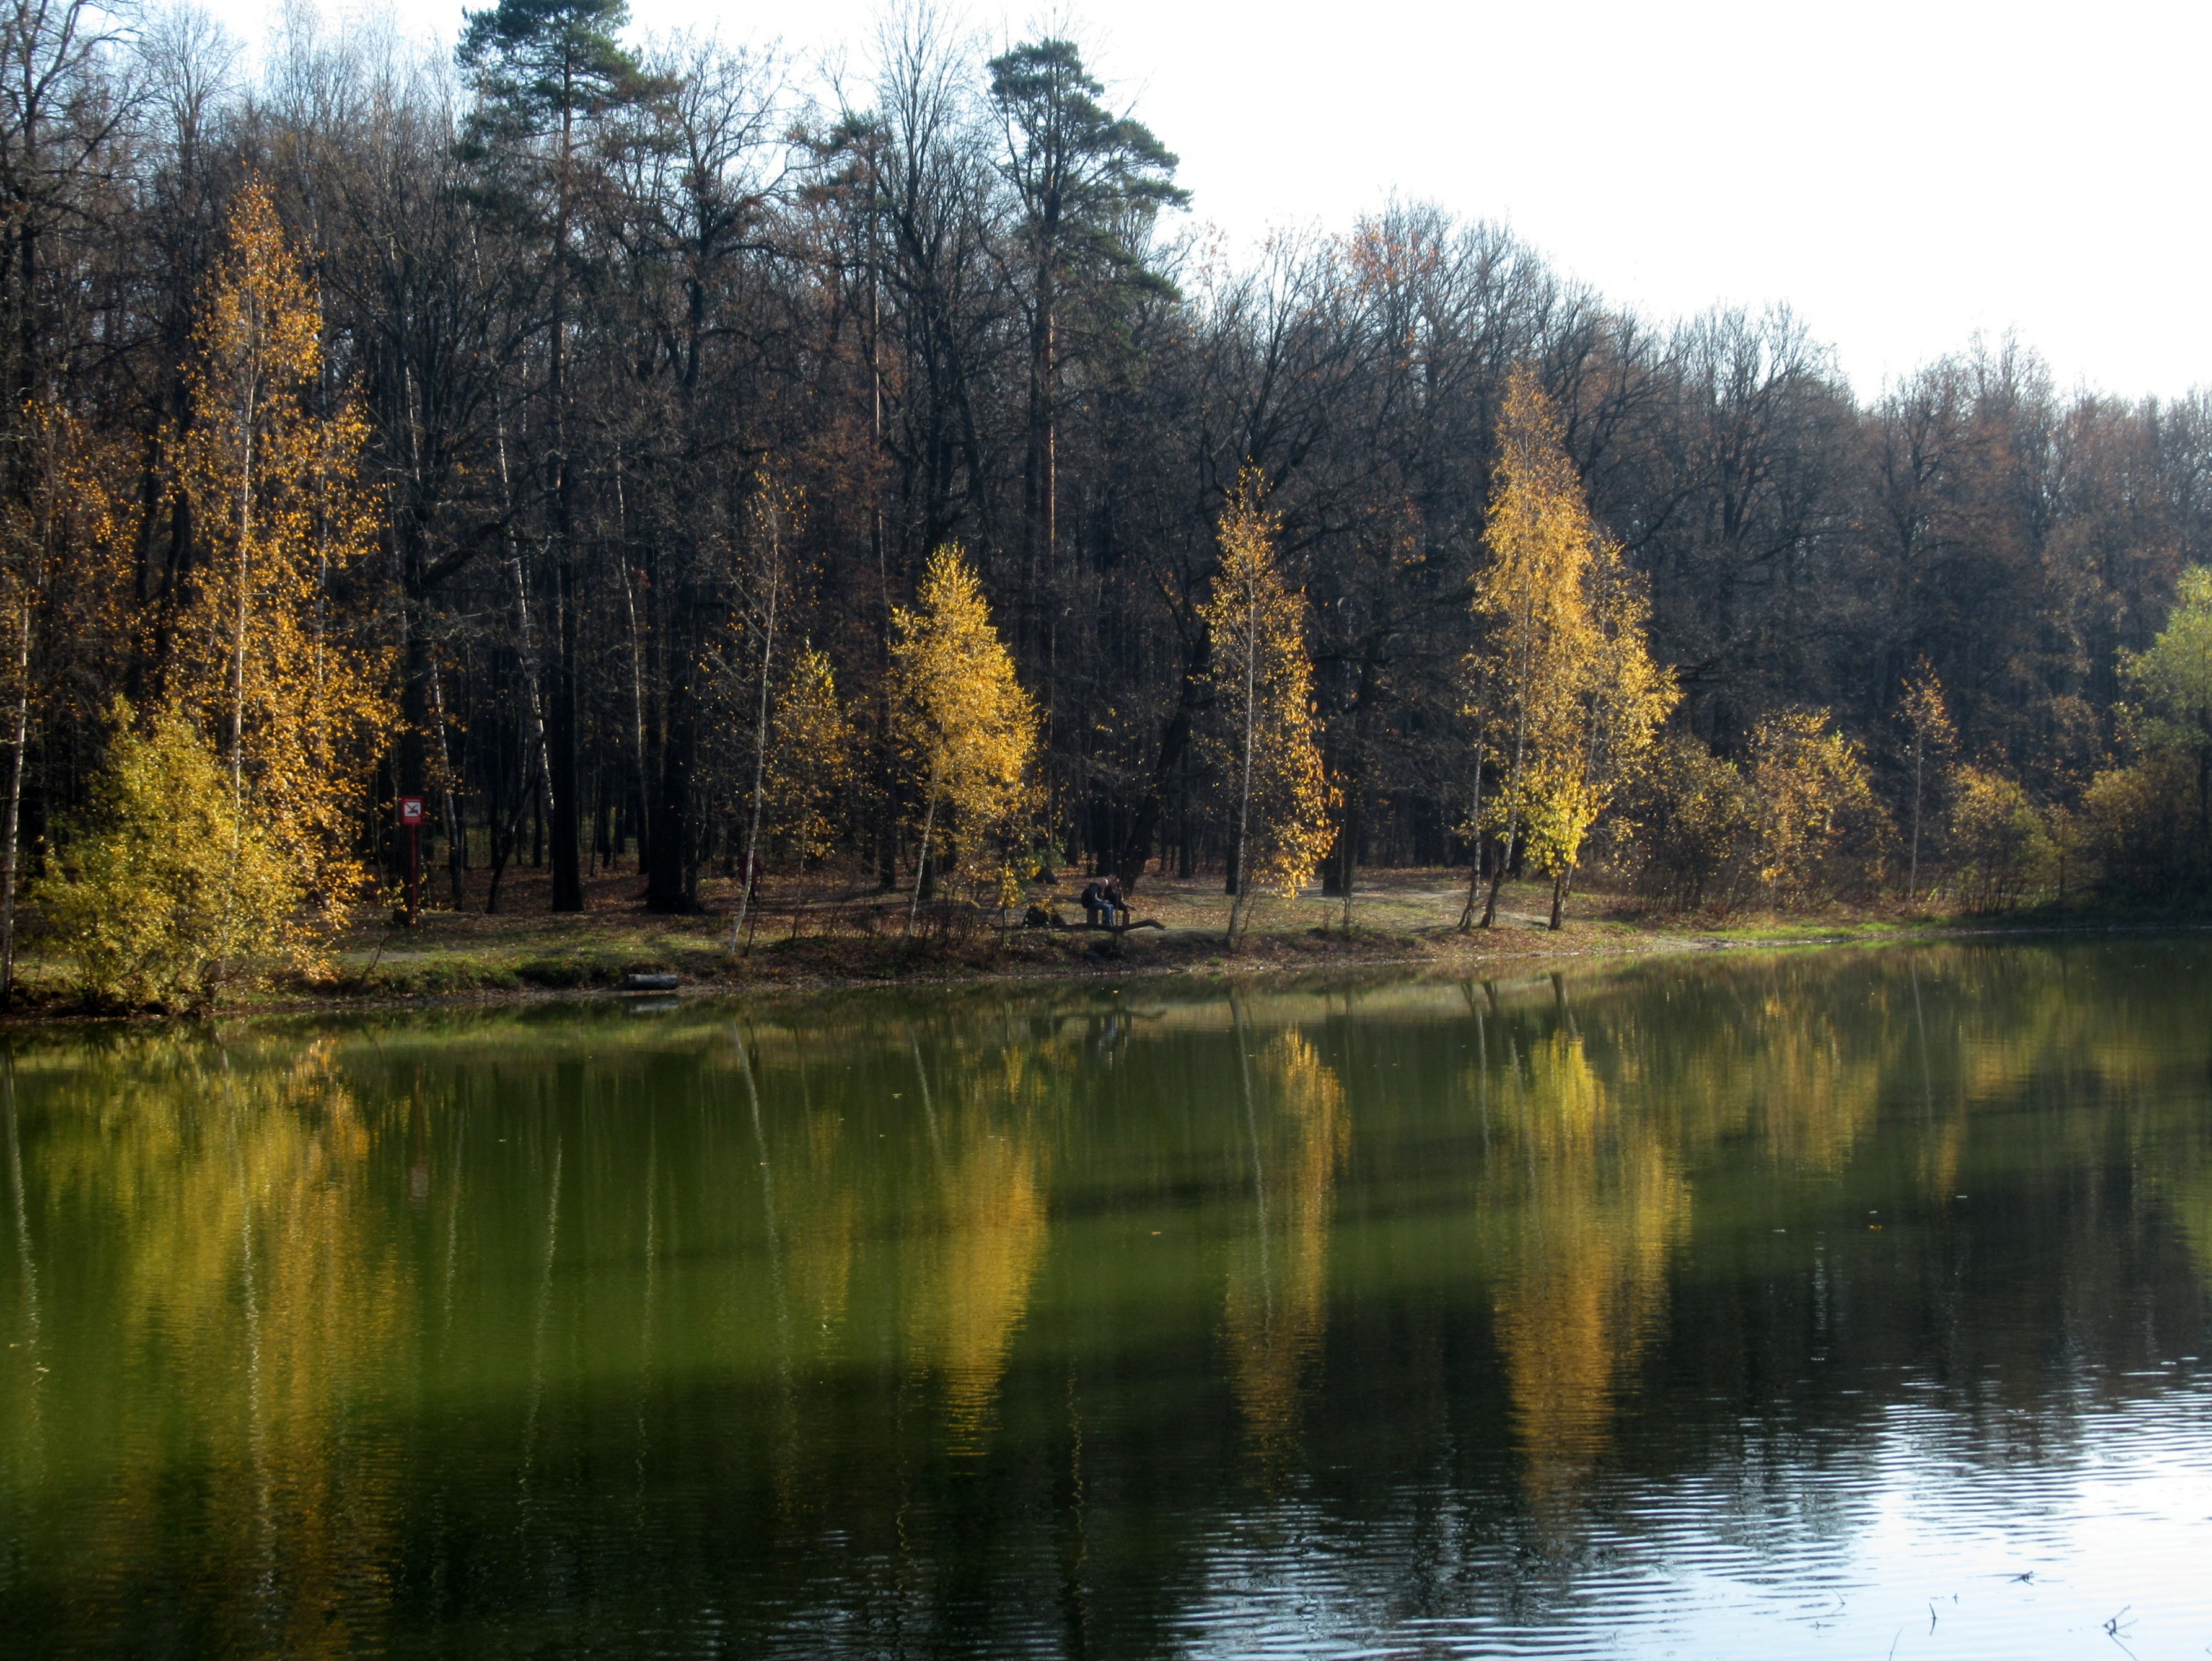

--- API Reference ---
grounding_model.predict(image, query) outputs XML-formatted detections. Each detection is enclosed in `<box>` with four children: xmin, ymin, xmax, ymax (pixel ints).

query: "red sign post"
<box><xmin>397</xmin><ymin>796</ymin><xmax>426</xmax><ymax>925</ymax></box>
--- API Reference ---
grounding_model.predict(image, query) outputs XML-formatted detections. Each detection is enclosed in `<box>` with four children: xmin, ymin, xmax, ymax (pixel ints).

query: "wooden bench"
<box><xmin>1055</xmin><ymin>917</ymin><xmax>1164</xmax><ymax>954</ymax></box>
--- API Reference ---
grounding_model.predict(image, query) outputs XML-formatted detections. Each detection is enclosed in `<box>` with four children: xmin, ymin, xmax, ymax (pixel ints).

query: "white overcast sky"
<box><xmin>206</xmin><ymin>0</ymin><xmax>2206</xmax><ymax>402</ymax></box>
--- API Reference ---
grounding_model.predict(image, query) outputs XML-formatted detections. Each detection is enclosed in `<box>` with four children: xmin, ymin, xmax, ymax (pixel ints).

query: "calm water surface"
<box><xmin>3</xmin><ymin>940</ymin><xmax>2211</xmax><ymax>1658</ymax></box>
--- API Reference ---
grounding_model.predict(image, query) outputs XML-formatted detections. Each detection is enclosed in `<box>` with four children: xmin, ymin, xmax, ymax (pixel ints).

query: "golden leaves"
<box><xmin>763</xmin><ymin>643</ymin><xmax>856</xmax><ymax>867</ymax></box>
<box><xmin>1947</xmin><ymin>764</ymin><xmax>2056</xmax><ymax>909</ymax></box>
<box><xmin>1223</xmin><ymin>1028</ymin><xmax>1347</xmax><ymax>1477</ymax></box>
<box><xmin>1897</xmin><ymin>658</ymin><xmax>1957</xmax><ymax>761</ymax></box>
<box><xmin>35</xmin><ymin>702</ymin><xmax>305</xmax><ymax>1007</ymax></box>
<box><xmin>889</xmin><ymin>545</ymin><xmax>1040</xmax><ymax>891</ymax></box>
<box><xmin>1480</xmin><ymin>1028</ymin><xmax>1690</xmax><ymax>1518</ymax></box>
<box><xmin>1200</xmin><ymin>467</ymin><xmax>1335</xmax><ymax>933</ymax></box>
<box><xmin>1469</xmin><ymin>367</ymin><xmax>1675</xmax><ymax>886</ymax></box>
<box><xmin>169</xmin><ymin>178</ymin><xmax>394</xmax><ymax>915</ymax></box>
<box><xmin>1747</xmin><ymin>708</ymin><xmax>1880</xmax><ymax>902</ymax></box>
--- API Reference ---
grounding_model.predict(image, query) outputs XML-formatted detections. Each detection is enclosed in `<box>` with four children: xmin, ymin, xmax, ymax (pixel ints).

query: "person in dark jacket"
<box><xmin>1102</xmin><ymin>875</ymin><xmax>1130</xmax><ymax>924</ymax></box>
<box><xmin>1080</xmin><ymin>880</ymin><xmax>1107</xmax><ymax>926</ymax></box>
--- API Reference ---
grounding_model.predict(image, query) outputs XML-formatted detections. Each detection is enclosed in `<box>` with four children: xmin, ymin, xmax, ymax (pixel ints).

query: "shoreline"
<box><xmin>5</xmin><ymin>873</ymin><xmax>2200</xmax><ymax>1028</ymax></box>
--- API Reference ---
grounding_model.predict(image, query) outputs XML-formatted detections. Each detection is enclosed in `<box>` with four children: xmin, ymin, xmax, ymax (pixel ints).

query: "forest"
<box><xmin>3</xmin><ymin>0</ymin><xmax>2211</xmax><ymax>999</ymax></box>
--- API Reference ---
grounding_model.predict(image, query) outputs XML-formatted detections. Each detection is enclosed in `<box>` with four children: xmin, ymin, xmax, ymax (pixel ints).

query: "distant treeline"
<box><xmin>2</xmin><ymin>0</ymin><xmax>2209</xmax><ymax>955</ymax></box>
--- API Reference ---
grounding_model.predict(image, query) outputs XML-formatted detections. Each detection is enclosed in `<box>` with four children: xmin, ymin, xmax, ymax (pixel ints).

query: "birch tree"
<box><xmin>763</xmin><ymin>643</ymin><xmax>854</xmax><ymax>867</ymax></box>
<box><xmin>1537</xmin><ymin>536</ymin><xmax>1675</xmax><ymax>928</ymax></box>
<box><xmin>37</xmin><ymin>702</ymin><xmax>301</xmax><ymax>1008</ymax></box>
<box><xmin>1749</xmin><ymin>708</ymin><xmax>1881</xmax><ymax>905</ymax></box>
<box><xmin>170</xmin><ymin>180</ymin><xmax>393</xmax><ymax>911</ymax></box>
<box><xmin>1466</xmin><ymin>367</ymin><xmax>1599</xmax><ymax>930</ymax></box>
<box><xmin>1897</xmin><ymin>660</ymin><xmax>1955</xmax><ymax>902</ymax></box>
<box><xmin>889</xmin><ymin>545</ymin><xmax>1038</xmax><ymax>930</ymax></box>
<box><xmin>1199</xmin><ymin>469</ymin><xmax>1332</xmax><ymax>946</ymax></box>
<box><xmin>729</xmin><ymin>479</ymin><xmax>794</xmax><ymax>951</ymax></box>
<box><xmin>1465</xmin><ymin>368</ymin><xmax>1671</xmax><ymax>931</ymax></box>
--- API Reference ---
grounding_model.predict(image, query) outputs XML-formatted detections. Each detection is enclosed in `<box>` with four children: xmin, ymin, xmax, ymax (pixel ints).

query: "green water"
<box><xmin>3</xmin><ymin>940</ymin><xmax>2211</xmax><ymax>1658</ymax></box>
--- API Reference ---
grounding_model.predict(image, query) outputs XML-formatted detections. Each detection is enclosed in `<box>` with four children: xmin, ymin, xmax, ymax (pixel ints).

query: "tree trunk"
<box><xmin>1908</xmin><ymin>742</ymin><xmax>1923</xmax><ymax>901</ymax></box>
<box><xmin>907</xmin><ymin>777</ymin><xmax>939</xmax><ymax>936</ymax></box>
<box><xmin>230</xmin><ymin>365</ymin><xmax>255</xmax><ymax>837</ymax></box>
<box><xmin>548</xmin><ymin>561</ymin><xmax>583</xmax><ymax>910</ymax></box>
<box><xmin>1457</xmin><ymin>742</ymin><xmax>1486</xmax><ymax>932</ymax></box>
<box><xmin>1329</xmin><ymin>782</ymin><xmax>1358</xmax><ymax>933</ymax></box>
<box><xmin>545</xmin><ymin>92</ymin><xmax>583</xmax><ymax>913</ymax></box>
<box><xmin>646</xmin><ymin>663</ymin><xmax>695</xmax><ymax>914</ymax></box>
<box><xmin>428</xmin><ymin>656</ymin><xmax>465</xmax><ymax>908</ymax></box>
<box><xmin>1226</xmin><ymin>586</ymin><xmax>1257</xmax><ymax>946</ymax></box>
<box><xmin>729</xmin><ymin>550</ymin><xmax>779</xmax><ymax>953</ymax></box>
<box><xmin>1479</xmin><ymin>832</ymin><xmax>1510</xmax><ymax>930</ymax></box>
<box><xmin>618</xmin><ymin>551</ymin><xmax>652</xmax><ymax>877</ymax></box>
<box><xmin>0</xmin><ymin>598</ymin><xmax>29</xmax><ymax>1000</ymax></box>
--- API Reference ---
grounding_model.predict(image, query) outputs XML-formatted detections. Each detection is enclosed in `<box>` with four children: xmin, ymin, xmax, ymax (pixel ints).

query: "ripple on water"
<box><xmin>1154</xmin><ymin>1383</ymin><xmax>2212</xmax><ymax>1660</ymax></box>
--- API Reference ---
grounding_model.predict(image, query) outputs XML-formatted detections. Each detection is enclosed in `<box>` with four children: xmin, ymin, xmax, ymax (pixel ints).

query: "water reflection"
<box><xmin>1</xmin><ymin>941</ymin><xmax>2209</xmax><ymax>1657</ymax></box>
<box><xmin>12</xmin><ymin>1038</ymin><xmax>411</xmax><ymax>1656</ymax></box>
<box><xmin>906</xmin><ymin>1085</ymin><xmax>1050</xmax><ymax>1455</ymax></box>
<box><xmin>1480</xmin><ymin>1026</ymin><xmax>1688</xmax><ymax>1517</ymax></box>
<box><xmin>1224</xmin><ymin>1021</ymin><xmax>1346</xmax><ymax>1476</ymax></box>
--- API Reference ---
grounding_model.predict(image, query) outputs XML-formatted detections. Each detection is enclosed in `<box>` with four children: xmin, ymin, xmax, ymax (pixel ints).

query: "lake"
<box><xmin>2</xmin><ymin>939</ymin><xmax>2210</xmax><ymax>1658</ymax></box>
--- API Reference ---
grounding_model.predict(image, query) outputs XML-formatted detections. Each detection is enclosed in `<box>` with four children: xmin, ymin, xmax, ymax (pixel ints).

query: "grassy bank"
<box><xmin>0</xmin><ymin>865</ymin><xmax>2172</xmax><ymax>1021</ymax></box>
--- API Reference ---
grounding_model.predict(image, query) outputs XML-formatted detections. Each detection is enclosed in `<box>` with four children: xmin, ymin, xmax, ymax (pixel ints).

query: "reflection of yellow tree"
<box><xmin>900</xmin><ymin>1045</ymin><xmax>1053</xmax><ymax>1455</ymax></box>
<box><xmin>29</xmin><ymin>1035</ymin><xmax>409</xmax><ymax>1657</ymax></box>
<box><xmin>1603</xmin><ymin>966</ymin><xmax>1890</xmax><ymax>1176</ymax></box>
<box><xmin>1483</xmin><ymin>1030</ymin><xmax>1688</xmax><ymax>1517</ymax></box>
<box><xmin>1224</xmin><ymin>1029</ymin><xmax>1347</xmax><ymax>1475</ymax></box>
<box><xmin>1745</xmin><ymin>998</ymin><xmax>1887</xmax><ymax>1177</ymax></box>
<box><xmin>743</xmin><ymin>1015</ymin><xmax>1060</xmax><ymax>1460</ymax></box>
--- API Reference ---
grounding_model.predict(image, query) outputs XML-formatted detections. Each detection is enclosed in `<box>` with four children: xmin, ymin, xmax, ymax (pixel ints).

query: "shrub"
<box><xmin>36</xmin><ymin>703</ymin><xmax>308</xmax><ymax>1009</ymax></box>
<box><xmin>1946</xmin><ymin>765</ymin><xmax>2055</xmax><ymax>910</ymax></box>
<box><xmin>1747</xmin><ymin>709</ymin><xmax>1890</xmax><ymax>906</ymax></box>
<box><xmin>2082</xmin><ymin>751</ymin><xmax>2205</xmax><ymax>899</ymax></box>
<box><xmin>1623</xmin><ymin>733</ymin><xmax>1753</xmax><ymax>908</ymax></box>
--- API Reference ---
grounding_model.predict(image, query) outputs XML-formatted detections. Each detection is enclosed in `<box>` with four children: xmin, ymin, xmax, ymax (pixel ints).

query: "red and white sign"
<box><xmin>397</xmin><ymin>795</ymin><xmax>426</xmax><ymax>825</ymax></box>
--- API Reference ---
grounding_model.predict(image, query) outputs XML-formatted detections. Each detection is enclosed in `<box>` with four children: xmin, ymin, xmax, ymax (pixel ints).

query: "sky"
<box><xmin>206</xmin><ymin>0</ymin><xmax>2208</xmax><ymax>402</ymax></box>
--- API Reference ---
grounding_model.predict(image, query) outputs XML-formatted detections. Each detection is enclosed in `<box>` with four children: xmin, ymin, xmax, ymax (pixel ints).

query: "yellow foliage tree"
<box><xmin>167</xmin><ymin>180</ymin><xmax>392</xmax><ymax>913</ymax></box>
<box><xmin>1467</xmin><ymin>367</ymin><xmax>1672</xmax><ymax>930</ymax></box>
<box><xmin>889</xmin><ymin>546</ymin><xmax>1040</xmax><ymax>930</ymax></box>
<box><xmin>1747</xmin><ymin>708</ymin><xmax>1883</xmax><ymax>906</ymax></box>
<box><xmin>1948</xmin><ymin>764</ymin><xmax>2055</xmax><ymax>911</ymax></box>
<box><xmin>36</xmin><ymin>702</ymin><xmax>304</xmax><ymax>1009</ymax></box>
<box><xmin>1199</xmin><ymin>469</ymin><xmax>1333</xmax><ymax>945</ymax></box>
<box><xmin>1550</xmin><ymin>534</ymin><xmax>1675</xmax><ymax>925</ymax></box>
<box><xmin>763</xmin><ymin>643</ymin><xmax>856</xmax><ymax>868</ymax></box>
<box><xmin>1628</xmin><ymin>731</ymin><xmax>1753</xmax><ymax>909</ymax></box>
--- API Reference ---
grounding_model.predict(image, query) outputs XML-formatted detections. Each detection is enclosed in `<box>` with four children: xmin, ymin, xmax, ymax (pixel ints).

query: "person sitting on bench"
<box><xmin>1102</xmin><ymin>875</ymin><xmax>1131</xmax><ymax>925</ymax></box>
<box><xmin>1079</xmin><ymin>879</ymin><xmax>1107</xmax><ymax>926</ymax></box>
